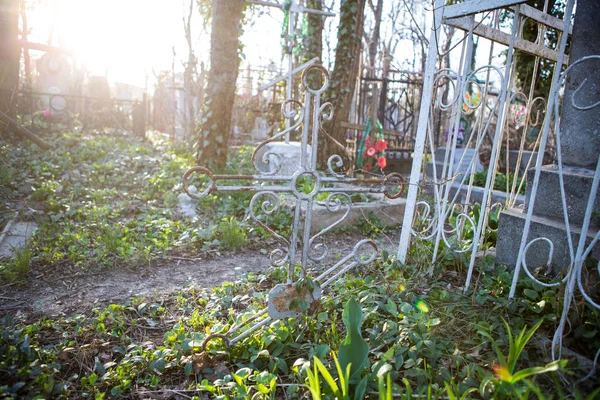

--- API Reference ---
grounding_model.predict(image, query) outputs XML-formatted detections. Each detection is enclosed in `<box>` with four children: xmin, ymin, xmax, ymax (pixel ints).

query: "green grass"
<box><xmin>0</xmin><ymin>131</ymin><xmax>597</xmax><ymax>399</ymax></box>
<box><xmin>0</xmin><ymin>133</ymin><xmax>263</xmax><ymax>282</ymax></box>
<box><xmin>217</xmin><ymin>217</ymin><xmax>247</xmax><ymax>252</ymax></box>
<box><xmin>0</xmin><ymin>250</ymin><xmax>597</xmax><ymax>399</ymax></box>
<box><xmin>0</xmin><ymin>246</ymin><xmax>32</xmax><ymax>283</ymax></box>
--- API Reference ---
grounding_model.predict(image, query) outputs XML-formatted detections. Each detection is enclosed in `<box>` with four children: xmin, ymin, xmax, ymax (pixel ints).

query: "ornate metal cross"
<box><xmin>182</xmin><ymin>64</ymin><xmax>404</xmax><ymax>349</ymax></box>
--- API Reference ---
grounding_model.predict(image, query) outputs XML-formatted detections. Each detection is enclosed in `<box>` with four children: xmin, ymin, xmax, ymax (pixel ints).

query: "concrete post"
<box><xmin>496</xmin><ymin>1</ymin><xmax>600</xmax><ymax>270</ymax></box>
<box><xmin>558</xmin><ymin>0</ymin><xmax>600</xmax><ymax>169</ymax></box>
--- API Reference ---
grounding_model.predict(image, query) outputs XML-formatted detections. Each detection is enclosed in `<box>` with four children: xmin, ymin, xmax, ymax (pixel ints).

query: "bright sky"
<box><xmin>25</xmin><ymin>0</ymin><xmax>507</xmax><ymax>92</ymax></box>
<box><xmin>27</xmin><ymin>0</ymin><xmax>286</xmax><ymax>89</ymax></box>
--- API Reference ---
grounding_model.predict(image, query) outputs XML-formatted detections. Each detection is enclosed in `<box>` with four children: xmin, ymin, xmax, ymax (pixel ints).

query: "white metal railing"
<box><xmin>396</xmin><ymin>0</ymin><xmax>599</xmax><ymax>380</ymax></box>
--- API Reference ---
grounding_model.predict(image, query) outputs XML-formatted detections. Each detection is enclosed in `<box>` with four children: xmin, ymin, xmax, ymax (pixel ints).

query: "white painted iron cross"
<box><xmin>182</xmin><ymin>65</ymin><xmax>404</xmax><ymax>350</ymax></box>
<box><xmin>247</xmin><ymin>0</ymin><xmax>335</xmax><ymax>143</ymax></box>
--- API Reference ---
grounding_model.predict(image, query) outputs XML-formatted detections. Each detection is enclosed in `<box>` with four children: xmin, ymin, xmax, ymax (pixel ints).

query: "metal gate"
<box><xmin>396</xmin><ymin>0</ymin><xmax>599</xmax><ymax>376</ymax></box>
<box><xmin>357</xmin><ymin>69</ymin><xmax>424</xmax><ymax>151</ymax></box>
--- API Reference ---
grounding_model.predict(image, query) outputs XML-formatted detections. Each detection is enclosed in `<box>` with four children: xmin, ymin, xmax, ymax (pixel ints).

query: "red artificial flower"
<box><xmin>365</xmin><ymin>136</ymin><xmax>371</xmax><ymax>147</ymax></box>
<box><xmin>363</xmin><ymin>162</ymin><xmax>373</xmax><ymax>172</ymax></box>
<box><xmin>375</xmin><ymin>139</ymin><xmax>388</xmax><ymax>152</ymax></box>
<box><xmin>377</xmin><ymin>156</ymin><xmax>387</xmax><ymax>169</ymax></box>
<box><xmin>366</xmin><ymin>147</ymin><xmax>376</xmax><ymax>157</ymax></box>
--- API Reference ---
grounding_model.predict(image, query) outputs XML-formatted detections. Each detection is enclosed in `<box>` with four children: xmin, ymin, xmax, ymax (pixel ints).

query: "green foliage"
<box><xmin>338</xmin><ymin>298</ymin><xmax>370</xmax><ymax>382</ymax></box>
<box><xmin>306</xmin><ymin>355</ymin><xmax>351</xmax><ymax>400</ymax></box>
<box><xmin>355</xmin><ymin>211</ymin><xmax>391</xmax><ymax>238</ymax></box>
<box><xmin>377</xmin><ymin>367</ymin><xmax>393</xmax><ymax>400</ymax></box>
<box><xmin>0</xmin><ymin>246</ymin><xmax>32</xmax><ymax>283</ymax></box>
<box><xmin>305</xmin><ymin>353</ymin><xmax>370</xmax><ymax>400</ymax></box>
<box><xmin>471</xmin><ymin>169</ymin><xmax>525</xmax><ymax>194</ymax></box>
<box><xmin>0</xmin><ymin>251</ymin><xmax>598</xmax><ymax>399</ymax></box>
<box><xmin>216</xmin><ymin>217</ymin><xmax>247</xmax><ymax>252</ymax></box>
<box><xmin>479</xmin><ymin>318</ymin><xmax>566</xmax><ymax>386</ymax></box>
<box><xmin>0</xmin><ymin>165</ymin><xmax>16</xmax><ymax>202</ymax></box>
<box><xmin>199</xmin><ymin>367</ymin><xmax>278</xmax><ymax>399</ymax></box>
<box><xmin>0</xmin><ymin>134</ymin><xmax>284</xmax><ymax>282</ymax></box>
<box><xmin>0</xmin><ymin>133</ymin><xmax>196</xmax><ymax>276</ymax></box>
<box><xmin>1</xmin><ymin>132</ymin><xmax>598</xmax><ymax>398</ymax></box>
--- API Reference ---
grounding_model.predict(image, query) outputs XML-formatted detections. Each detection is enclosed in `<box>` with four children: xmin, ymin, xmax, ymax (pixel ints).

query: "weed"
<box><xmin>478</xmin><ymin>318</ymin><xmax>566</xmax><ymax>397</ymax></box>
<box><xmin>0</xmin><ymin>245</ymin><xmax>32</xmax><ymax>282</ymax></box>
<box><xmin>356</xmin><ymin>211</ymin><xmax>390</xmax><ymax>238</ymax></box>
<box><xmin>216</xmin><ymin>217</ymin><xmax>247</xmax><ymax>252</ymax></box>
<box><xmin>471</xmin><ymin>169</ymin><xmax>525</xmax><ymax>194</ymax></box>
<box><xmin>0</xmin><ymin>249</ymin><xmax>597</xmax><ymax>398</ymax></box>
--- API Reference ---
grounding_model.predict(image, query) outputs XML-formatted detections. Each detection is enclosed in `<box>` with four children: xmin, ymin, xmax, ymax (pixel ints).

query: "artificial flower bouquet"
<box><xmin>356</xmin><ymin>119</ymin><xmax>388</xmax><ymax>172</ymax></box>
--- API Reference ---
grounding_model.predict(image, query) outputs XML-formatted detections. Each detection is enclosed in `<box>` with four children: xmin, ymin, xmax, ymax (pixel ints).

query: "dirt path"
<box><xmin>0</xmin><ymin>232</ymin><xmax>399</xmax><ymax>319</ymax></box>
<box><xmin>0</xmin><ymin>253</ymin><xmax>271</xmax><ymax>318</ymax></box>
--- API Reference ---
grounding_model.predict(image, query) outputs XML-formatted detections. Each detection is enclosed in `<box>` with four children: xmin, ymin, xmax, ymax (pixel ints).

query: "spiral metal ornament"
<box><xmin>441</xmin><ymin>211</ymin><xmax>476</xmax><ymax>254</ymax></box>
<box><xmin>180</xmin><ymin>62</ymin><xmax>403</xmax><ymax>347</ymax></box>
<box><xmin>411</xmin><ymin>201</ymin><xmax>438</xmax><ymax>241</ymax></box>
<box><xmin>301</xmin><ymin>64</ymin><xmax>329</xmax><ymax>94</ymax></box>
<box><xmin>249</xmin><ymin>192</ymin><xmax>290</xmax><ymax>266</ymax></box>
<box><xmin>182</xmin><ymin>166</ymin><xmax>215</xmax><ymax>199</ymax></box>
<box><xmin>527</xmin><ymin>96</ymin><xmax>547</xmax><ymax>127</ymax></box>
<box><xmin>327</xmin><ymin>155</ymin><xmax>346</xmax><ymax>178</ymax></box>
<box><xmin>318</xmin><ymin>102</ymin><xmax>334</xmax><ymax>125</ymax></box>
<box><xmin>433</xmin><ymin>68</ymin><xmax>460</xmax><ymax>111</ymax></box>
<box><xmin>252</xmin><ymin>99</ymin><xmax>304</xmax><ymax>175</ymax></box>
<box><xmin>308</xmin><ymin>193</ymin><xmax>352</xmax><ymax>261</ymax></box>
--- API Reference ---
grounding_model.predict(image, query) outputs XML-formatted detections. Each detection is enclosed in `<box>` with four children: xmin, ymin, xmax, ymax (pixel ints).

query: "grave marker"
<box><xmin>182</xmin><ymin>65</ymin><xmax>404</xmax><ymax>348</ymax></box>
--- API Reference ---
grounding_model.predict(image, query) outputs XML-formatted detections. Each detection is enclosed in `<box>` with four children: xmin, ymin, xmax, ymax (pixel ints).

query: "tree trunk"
<box><xmin>321</xmin><ymin>0</ymin><xmax>366</xmax><ymax>165</ymax></box>
<box><xmin>303</xmin><ymin>0</ymin><xmax>323</xmax><ymax>62</ymax></box>
<box><xmin>183</xmin><ymin>0</ymin><xmax>196</xmax><ymax>142</ymax></box>
<box><xmin>378</xmin><ymin>47</ymin><xmax>391</xmax><ymax>122</ymax></box>
<box><xmin>367</xmin><ymin>0</ymin><xmax>383</xmax><ymax>73</ymax></box>
<box><xmin>303</xmin><ymin>0</ymin><xmax>323</xmax><ymax>89</ymax></box>
<box><xmin>0</xmin><ymin>0</ymin><xmax>20</xmax><ymax>120</ymax></box>
<box><xmin>196</xmin><ymin>0</ymin><xmax>245</xmax><ymax>170</ymax></box>
<box><xmin>19</xmin><ymin>0</ymin><xmax>31</xmax><ymax>89</ymax></box>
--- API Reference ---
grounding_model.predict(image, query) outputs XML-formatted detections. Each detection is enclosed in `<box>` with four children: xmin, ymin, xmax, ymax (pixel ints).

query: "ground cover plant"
<box><xmin>1</xmin><ymin>248</ymin><xmax>598</xmax><ymax>399</ymax></box>
<box><xmin>0</xmin><ymin>130</ymin><xmax>390</xmax><ymax>287</ymax></box>
<box><xmin>470</xmin><ymin>170</ymin><xmax>526</xmax><ymax>195</ymax></box>
<box><xmin>0</xmin><ymin>132</ymin><xmax>598</xmax><ymax>399</ymax></box>
<box><xmin>0</xmin><ymin>132</ymin><xmax>266</xmax><ymax>283</ymax></box>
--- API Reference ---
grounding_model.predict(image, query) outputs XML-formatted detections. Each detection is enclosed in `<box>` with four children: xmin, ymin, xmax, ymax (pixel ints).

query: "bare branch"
<box><xmin>400</xmin><ymin>0</ymin><xmax>428</xmax><ymax>46</ymax></box>
<box><xmin>367</xmin><ymin>0</ymin><xmax>376</xmax><ymax>14</ymax></box>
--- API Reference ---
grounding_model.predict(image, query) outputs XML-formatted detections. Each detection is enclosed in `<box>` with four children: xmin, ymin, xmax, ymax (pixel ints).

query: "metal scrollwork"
<box><xmin>433</xmin><ymin>68</ymin><xmax>460</xmax><ymax>111</ymax></box>
<box><xmin>527</xmin><ymin>97</ymin><xmax>547</xmax><ymax>127</ymax></box>
<box><xmin>441</xmin><ymin>206</ymin><xmax>476</xmax><ymax>254</ymax></box>
<box><xmin>248</xmin><ymin>192</ymin><xmax>290</xmax><ymax>266</ymax></box>
<box><xmin>182</xmin><ymin>166</ymin><xmax>215</xmax><ymax>199</ymax></box>
<box><xmin>411</xmin><ymin>201</ymin><xmax>438</xmax><ymax>240</ymax></box>
<box><xmin>568</xmin><ymin>55</ymin><xmax>600</xmax><ymax>111</ymax></box>
<box><xmin>181</xmin><ymin>63</ymin><xmax>400</xmax><ymax>347</ymax></box>
<box><xmin>326</xmin><ymin>155</ymin><xmax>346</xmax><ymax>178</ymax></box>
<box><xmin>252</xmin><ymin>99</ymin><xmax>304</xmax><ymax>175</ymax></box>
<box><xmin>520</xmin><ymin>237</ymin><xmax>566</xmax><ymax>288</ymax></box>
<box><xmin>308</xmin><ymin>193</ymin><xmax>352</xmax><ymax>261</ymax></box>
